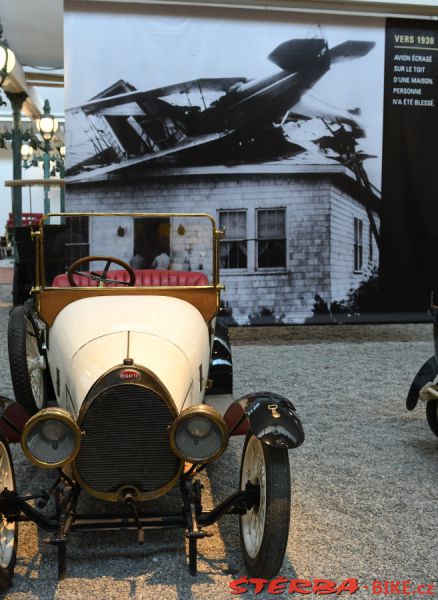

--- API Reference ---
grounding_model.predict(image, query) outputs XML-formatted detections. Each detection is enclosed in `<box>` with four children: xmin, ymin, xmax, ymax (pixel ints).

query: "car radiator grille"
<box><xmin>75</xmin><ymin>384</ymin><xmax>180</xmax><ymax>498</ymax></box>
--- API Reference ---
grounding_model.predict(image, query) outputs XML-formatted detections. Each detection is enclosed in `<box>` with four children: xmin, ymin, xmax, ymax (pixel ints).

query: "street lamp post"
<box><xmin>0</xmin><ymin>21</ymin><xmax>27</xmax><ymax>228</ymax></box>
<box><xmin>19</xmin><ymin>140</ymin><xmax>66</xmax><ymax>214</ymax></box>
<box><xmin>6</xmin><ymin>92</ymin><xmax>27</xmax><ymax>226</ymax></box>
<box><xmin>20</xmin><ymin>142</ymin><xmax>34</xmax><ymax>165</ymax></box>
<box><xmin>58</xmin><ymin>145</ymin><xmax>65</xmax><ymax>212</ymax></box>
<box><xmin>0</xmin><ymin>22</ymin><xmax>15</xmax><ymax>89</ymax></box>
<box><xmin>36</xmin><ymin>99</ymin><xmax>58</xmax><ymax>214</ymax></box>
<box><xmin>42</xmin><ymin>143</ymin><xmax>51</xmax><ymax>214</ymax></box>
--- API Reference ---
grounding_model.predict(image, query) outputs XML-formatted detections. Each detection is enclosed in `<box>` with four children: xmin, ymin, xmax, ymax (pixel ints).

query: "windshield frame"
<box><xmin>36</xmin><ymin>212</ymin><xmax>221</xmax><ymax>291</ymax></box>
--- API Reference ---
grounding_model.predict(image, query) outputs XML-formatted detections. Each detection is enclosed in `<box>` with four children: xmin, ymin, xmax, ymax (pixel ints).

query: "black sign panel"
<box><xmin>380</xmin><ymin>19</ymin><xmax>438</xmax><ymax>311</ymax></box>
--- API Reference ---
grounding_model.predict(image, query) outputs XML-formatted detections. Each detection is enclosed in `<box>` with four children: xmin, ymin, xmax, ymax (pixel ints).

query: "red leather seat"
<box><xmin>52</xmin><ymin>269</ymin><xmax>209</xmax><ymax>288</ymax></box>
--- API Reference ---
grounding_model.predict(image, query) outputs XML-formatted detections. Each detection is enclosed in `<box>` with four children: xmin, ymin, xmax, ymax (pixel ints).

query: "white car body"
<box><xmin>47</xmin><ymin>295</ymin><xmax>211</xmax><ymax>417</ymax></box>
<box><xmin>0</xmin><ymin>211</ymin><xmax>304</xmax><ymax>586</ymax></box>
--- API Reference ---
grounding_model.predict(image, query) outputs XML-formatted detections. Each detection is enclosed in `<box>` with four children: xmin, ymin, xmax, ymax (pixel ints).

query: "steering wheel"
<box><xmin>67</xmin><ymin>256</ymin><xmax>136</xmax><ymax>287</ymax></box>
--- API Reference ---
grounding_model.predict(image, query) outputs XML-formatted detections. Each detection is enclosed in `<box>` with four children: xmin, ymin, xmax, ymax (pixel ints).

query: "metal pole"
<box><xmin>43</xmin><ymin>140</ymin><xmax>51</xmax><ymax>214</ymax></box>
<box><xmin>59</xmin><ymin>161</ymin><xmax>65</xmax><ymax>212</ymax></box>
<box><xmin>5</xmin><ymin>91</ymin><xmax>27</xmax><ymax>227</ymax></box>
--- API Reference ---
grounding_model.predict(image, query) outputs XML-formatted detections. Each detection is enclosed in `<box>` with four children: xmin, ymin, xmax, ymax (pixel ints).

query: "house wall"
<box><xmin>329</xmin><ymin>184</ymin><xmax>380</xmax><ymax>305</ymax></box>
<box><xmin>66</xmin><ymin>172</ymin><xmax>367</xmax><ymax>323</ymax></box>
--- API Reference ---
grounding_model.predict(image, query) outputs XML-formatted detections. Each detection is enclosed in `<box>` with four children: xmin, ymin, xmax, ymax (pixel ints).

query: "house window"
<box><xmin>369</xmin><ymin>224</ymin><xmax>373</xmax><ymax>263</ymax></box>
<box><xmin>354</xmin><ymin>218</ymin><xmax>363</xmax><ymax>271</ymax></box>
<box><xmin>256</xmin><ymin>209</ymin><xmax>286</xmax><ymax>269</ymax></box>
<box><xmin>219</xmin><ymin>210</ymin><xmax>247</xmax><ymax>269</ymax></box>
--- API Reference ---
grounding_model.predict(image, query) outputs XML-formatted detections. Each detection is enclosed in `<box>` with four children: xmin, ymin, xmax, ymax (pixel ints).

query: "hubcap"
<box><xmin>0</xmin><ymin>444</ymin><xmax>15</xmax><ymax>568</ymax></box>
<box><xmin>26</xmin><ymin>318</ymin><xmax>45</xmax><ymax>409</ymax></box>
<box><xmin>241</xmin><ymin>436</ymin><xmax>266</xmax><ymax>559</ymax></box>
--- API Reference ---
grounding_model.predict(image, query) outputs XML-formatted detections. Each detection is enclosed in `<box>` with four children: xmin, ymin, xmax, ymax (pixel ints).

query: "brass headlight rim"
<box><xmin>169</xmin><ymin>404</ymin><xmax>229</xmax><ymax>464</ymax></box>
<box><xmin>21</xmin><ymin>407</ymin><xmax>81</xmax><ymax>469</ymax></box>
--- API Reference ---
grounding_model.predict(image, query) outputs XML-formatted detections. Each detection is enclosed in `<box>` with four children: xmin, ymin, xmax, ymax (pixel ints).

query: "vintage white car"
<box><xmin>0</xmin><ymin>212</ymin><xmax>304</xmax><ymax>588</ymax></box>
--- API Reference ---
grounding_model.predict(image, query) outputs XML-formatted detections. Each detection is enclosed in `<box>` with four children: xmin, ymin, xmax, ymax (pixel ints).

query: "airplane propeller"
<box><xmin>329</xmin><ymin>40</ymin><xmax>376</xmax><ymax>63</ymax></box>
<box><xmin>268</xmin><ymin>38</ymin><xmax>375</xmax><ymax>72</ymax></box>
<box><xmin>268</xmin><ymin>38</ymin><xmax>328</xmax><ymax>71</ymax></box>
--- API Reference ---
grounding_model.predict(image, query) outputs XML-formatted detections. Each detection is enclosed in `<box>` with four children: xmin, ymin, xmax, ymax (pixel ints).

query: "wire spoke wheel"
<box><xmin>239</xmin><ymin>433</ymin><xmax>291</xmax><ymax>579</ymax></box>
<box><xmin>25</xmin><ymin>318</ymin><xmax>45</xmax><ymax>409</ymax></box>
<box><xmin>8</xmin><ymin>306</ymin><xmax>47</xmax><ymax>414</ymax></box>
<box><xmin>0</xmin><ymin>433</ymin><xmax>17</xmax><ymax>589</ymax></box>
<box><xmin>240</xmin><ymin>435</ymin><xmax>266</xmax><ymax>558</ymax></box>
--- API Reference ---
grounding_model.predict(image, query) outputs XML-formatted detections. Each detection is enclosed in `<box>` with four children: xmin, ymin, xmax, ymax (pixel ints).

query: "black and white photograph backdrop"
<box><xmin>64</xmin><ymin>2</ymin><xmax>389</xmax><ymax>324</ymax></box>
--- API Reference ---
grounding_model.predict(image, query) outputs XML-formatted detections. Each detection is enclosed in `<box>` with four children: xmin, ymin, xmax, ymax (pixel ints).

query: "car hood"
<box><xmin>47</xmin><ymin>295</ymin><xmax>210</xmax><ymax>414</ymax></box>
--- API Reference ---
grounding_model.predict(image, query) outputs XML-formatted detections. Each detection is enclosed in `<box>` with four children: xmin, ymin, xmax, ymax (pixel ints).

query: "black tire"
<box><xmin>0</xmin><ymin>431</ymin><xmax>17</xmax><ymax>590</ymax></box>
<box><xmin>8</xmin><ymin>306</ymin><xmax>47</xmax><ymax>415</ymax></box>
<box><xmin>188</xmin><ymin>537</ymin><xmax>197</xmax><ymax>576</ymax></box>
<box><xmin>239</xmin><ymin>433</ymin><xmax>291</xmax><ymax>579</ymax></box>
<box><xmin>426</xmin><ymin>399</ymin><xmax>438</xmax><ymax>437</ymax></box>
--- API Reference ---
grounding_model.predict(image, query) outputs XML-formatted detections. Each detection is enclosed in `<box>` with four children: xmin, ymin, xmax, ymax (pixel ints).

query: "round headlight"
<box><xmin>41</xmin><ymin>420</ymin><xmax>67</xmax><ymax>442</ymax></box>
<box><xmin>170</xmin><ymin>405</ymin><xmax>228</xmax><ymax>463</ymax></box>
<box><xmin>186</xmin><ymin>416</ymin><xmax>212</xmax><ymax>438</ymax></box>
<box><xmin>22</xmin><ymin>408</ymin><xmax>81</xmax><ymax>469</ymax></box>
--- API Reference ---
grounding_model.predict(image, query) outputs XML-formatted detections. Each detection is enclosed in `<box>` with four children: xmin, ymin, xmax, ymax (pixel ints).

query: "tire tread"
<box><xmin>426</xmin><ymin>399</ymin><xmax>438</xmax><ymax>437</ymax></box>
<box><xmin>0</xmin><ymin>431</ymin><xmax>17</xmax><ymax>588</ymax></box>
<box><xmin>7</xmin><ymin>306</ymin><xmax>45</xmax><ymax>414</ymax></box>
<box><xmin>240</xmin><ymin>434</ymin><xmax>291</xmax><ymax>579</ymax></box>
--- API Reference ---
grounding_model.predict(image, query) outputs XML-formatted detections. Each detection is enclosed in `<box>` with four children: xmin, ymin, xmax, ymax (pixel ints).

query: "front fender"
<box><xmin>224</xmin><ymin>391</ymin><xmax>304</xmax><ymax>449</ymax></box>
<box><xmin>406</xmin><ymin>355</ymin><xmax>438</xmax><ymax>410</ymax></box>
<box><xmin>0</xmin><ymin>396</ymin><xmax>30</xmax><ymax>443</ymax></box>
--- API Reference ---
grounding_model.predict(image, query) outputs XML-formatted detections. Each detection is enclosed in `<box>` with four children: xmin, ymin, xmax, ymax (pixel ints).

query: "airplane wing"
<box><xmin>69</xmin><ymin>78</ymin><xmax>247</xmax><ymax>114</ymax></box>
<box><xmin>154</xmin><ymin>78</ymin><xmax>247</xmax><ymax>96</ymax></box>
<box><xmin>329</xmin><ymin>41</ymin><xmax>375</xmax><ymax>63</ymax></box>
<box><xmin>65</xmin><ymin>131</ymin><xmax>234</xmax><ymax>183</ymax></box>
<box><xmin>286</xmin><ymin>94</ymin><xmax>364</xmax><ymax>131</ymax></box>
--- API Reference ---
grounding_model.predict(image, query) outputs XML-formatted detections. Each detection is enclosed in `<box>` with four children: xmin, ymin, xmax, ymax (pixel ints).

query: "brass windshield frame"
<box><xmin>35</xmin><ymin>212</ymin><xmax>222</xmax><ymax>291</ymax></box>
<box><xmin>33</xmin><ymin>212</ymin><xmax>223</xmax><ymax>325</ymax></box>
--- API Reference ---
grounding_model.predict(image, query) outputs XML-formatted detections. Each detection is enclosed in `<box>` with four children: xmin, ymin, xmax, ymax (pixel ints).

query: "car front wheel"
<box><xmin>239</xmin><ymin>433</ymin><xmax>291</xmax><ymax>579</ymax></box>
<box><xmin>0</xmin><ymin>432</ymin><xmax>17</xmax><ymax>590</ymax></box>
<box><xmin>426</xmin><ymin>399</ymin><xmax>438</xmax><ymax>437</ymax></box>
<box><xmin>8</xmin><ymin>306</ymin><xmax>47</xmax><ymax>414</ymax></box>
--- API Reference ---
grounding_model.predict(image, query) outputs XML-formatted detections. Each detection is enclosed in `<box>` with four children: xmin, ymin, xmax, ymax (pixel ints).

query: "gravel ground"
<box><xmin>0</xmin><ymin>287</ymin><xmax>436</xmax><ymax>599</ymax></box>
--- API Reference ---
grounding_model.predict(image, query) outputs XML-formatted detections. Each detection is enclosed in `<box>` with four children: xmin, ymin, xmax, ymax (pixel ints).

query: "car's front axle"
<box><xmin>0</xmin><ymin>476</ymin><xmax>259</xmax><ymax>580</ymax></box>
